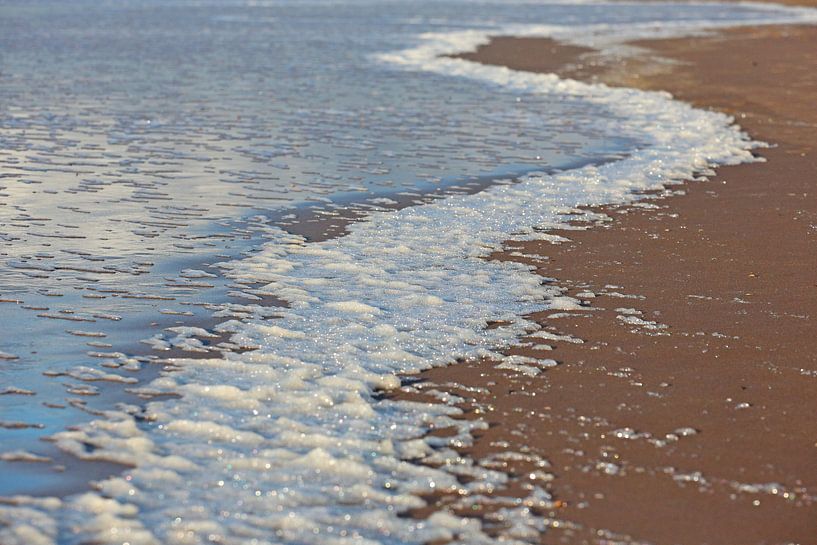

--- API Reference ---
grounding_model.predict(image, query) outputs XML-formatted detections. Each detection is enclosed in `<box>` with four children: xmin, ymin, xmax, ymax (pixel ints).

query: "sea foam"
<box><xmin>2</xmin><ymin>3</ymin><xmax>817</xmax><ymax>545</ymax></box>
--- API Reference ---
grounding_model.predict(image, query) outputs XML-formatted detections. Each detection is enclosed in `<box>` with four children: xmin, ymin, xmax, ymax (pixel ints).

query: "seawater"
<box><xmin>0</xmin><ymin>1</ymin><xmax>815</xmax><ymax>544</ymax></box>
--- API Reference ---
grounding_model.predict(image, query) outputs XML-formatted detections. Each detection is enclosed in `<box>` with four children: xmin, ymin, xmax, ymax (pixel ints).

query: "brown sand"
<box><xmin>405</xmin><ymin>19</ymin><xmax>817</xmax><ymax>545</ymax></box>
<box><xmin>4</xmin><ymin>6</ymin><xmax>814</xmax><ymax>544</ymax></box>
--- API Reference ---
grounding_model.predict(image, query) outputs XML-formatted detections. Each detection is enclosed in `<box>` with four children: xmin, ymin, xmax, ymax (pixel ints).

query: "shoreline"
<box><xmin>403</xmin><ymin>17</ymin><xmax>817</xmax><ymax>545</ymax></box>
<box><xmin>2</xmin><ymin>2</ymin><xmax>815</xmax><ymax>542</ymax></box>
<box><xmin>0</xmin><ymin>153</ymin><xmax>622</xmax><ymax>499</ymax></box>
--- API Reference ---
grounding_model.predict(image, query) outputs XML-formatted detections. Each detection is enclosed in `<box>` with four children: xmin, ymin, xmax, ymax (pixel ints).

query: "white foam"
<box><xmin>4</xmin><ymin>3</ymin><xmax>817</xmax><ymax>544</ymax></box>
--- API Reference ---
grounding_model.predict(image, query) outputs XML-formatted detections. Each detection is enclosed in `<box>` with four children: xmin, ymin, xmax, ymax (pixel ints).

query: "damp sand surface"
<box><xmin>403</xmin><ymin>20</ymin><xmax>817</xmax><ymax>545</ymax></box>
<box><xmin>0</xmin><ymin>2</ymin><xmax>812</xmax><ymax>540</ymax></box>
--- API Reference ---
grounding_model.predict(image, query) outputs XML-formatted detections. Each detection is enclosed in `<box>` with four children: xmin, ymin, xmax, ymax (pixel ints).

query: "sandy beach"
<box><xmin>2</xmin><ymin>2</ymin><xmax>816</xmax><ymax>543</ymax></box>
<box><xmin>402</xmin><ymin>10</ymin><xmax>817</xmax><ymax>545</ymax></box>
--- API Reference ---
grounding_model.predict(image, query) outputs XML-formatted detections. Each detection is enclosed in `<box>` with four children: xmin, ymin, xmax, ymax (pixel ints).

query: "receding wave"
<box><xmin>1</xmin><ymin>2</ymin><xmax>816</xmax><ymax>544</ymax></box>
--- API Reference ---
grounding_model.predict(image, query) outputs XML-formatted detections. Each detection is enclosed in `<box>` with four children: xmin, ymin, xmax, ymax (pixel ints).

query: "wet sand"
<box><xmin>405</xmin><ymin>17</ymin><xmax>817</xmax><ymax>545</ymax></box>
<box><xmin>4</xmin><ymin>5</ymin><xmax>815</xmax><ymax>542</ymax></box>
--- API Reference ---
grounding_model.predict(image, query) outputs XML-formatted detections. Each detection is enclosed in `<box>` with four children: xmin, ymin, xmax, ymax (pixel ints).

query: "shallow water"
<box><xmin>0</xmin><ymin>1</ymin><xmax>814</xmax><ymax>543</ymax></box>
<box><xmin>0</xmin><ymin>0</ymin><xmax>634</xmax><ymax>484</ymax></box>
